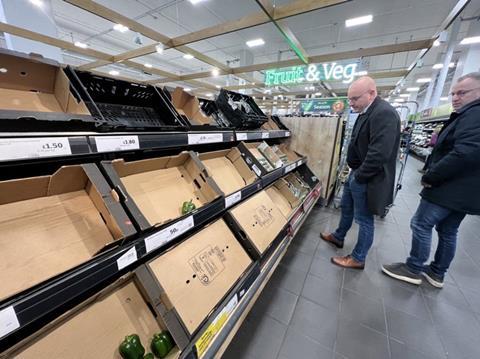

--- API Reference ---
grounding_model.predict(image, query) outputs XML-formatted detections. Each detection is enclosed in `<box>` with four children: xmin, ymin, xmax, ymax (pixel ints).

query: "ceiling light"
<box><xmin>406</xmin><ymin>87</ymin><xmax>420</xmax><ymax>92</ymax></box>
<box><xmin>109</xmin><ymin>70</ymin><xmax>119</xmax><ymax>76</ymax></box>
<box><xmin>264</xmin><ymin>89</ymin><xmax>271</xmax><ymax>94</ymax></box>
<box><xmin>74</xmin><ymin>41</ymin><xmax>88</xmax><ymax>49</ymax></box>
<box><xmin>189</xmin><ymin>0</ymin><xmax>207</xmax><ymax>4</ymax></box>
<box><xmin>144</xmin><ymin>63</ymin><xmax>152</xmax><ymax>68</ymax></box>
<box><xmin>399</xmin><ymin>94</ymin><xmax>410</xmax><ymax>98</ymax></box>
<box><xmin>433</xmin><ymin>39</ymin><xmax>440</xmax><ymax>47</ymax></box>
<box><xmin>252</xmin><ymin>82</ymin><xmax>256</xmax><ymax>85</ymax></box>
<box><xmin>113</xmin><ymin>24</ymin><xmax>129</xmax><ymax>33</ymax></box>
<box><xmin>184</xmin><ymin>88</ymin><xmax>191</xmax><ymax>92</ymax></box>
<box><xmin>416</xmin><ymin>78</ymin><xmax>431</xmax><ymax>83</ymax></box>
<box><xmin>440</xmin><ymin>97</ymin><xmax>449</xmax><ymax>101</ymax></box>
<box><xmin>212</xmin><ymin>68</ymin><xmax>220</xmax><ymax>77</ymax></box>
<box><xmin>460</xmin><ymin>36</ymin><xmax>480</xmax><ymax>45</ymax></box>
<box><xmin>332</xmin><ymin>92</ymin><xmax>337</xmax><ymax>97</ymax></box>
<box><xmin>356</xmin><ymin>70</ymin><xmax>368</xmax><ymax>76</ymax></box>
<box><xmin>342</xmin><ymin>80</ymin><xmax>350</xmax><ymax>84</ymax></box>
<box><xmin>345</xmin><ymin>15</ymin><xmax>373</xmax><ymax>28</ymax></box>
<box><xmin>315</xmin><ymin>92</ymin><xmax>322</xmax><ymax>96</ymax></box>
<box><xmin>155</xmin><ymin>44</ymin><xmax>164</xmax><ymax>54</ymax></box>
<box><xmin>29</xmin><ymin>0</ymin><xmax>43</xmax><ymax>7</ymax></box>
<box><xmin>215</xmin><ymin>85</ymin><xmax>221</xmax><ymax>89</ymax></box>
<box><xmin>0</xmin><ymin>68</ymin><xmax>7</xmax><ymax>73</ymax></box>
<box><xmin>206</xmin><ymin>93</ymin><xmax>213</xmax><ymax>97</ymax></box>
<box><xmin>432</xmin><ymin>62</ymin><xmax>455</xmax><ymax>69</ymax></box>
<box><xmin>394</xmin><ymin>98</ymin><xmax>405</xmax><ymax>102</ymax></box>
<box><xmin>246</xmin><ymin>38</ymin><xmax>265</xmax><ymax>48</ymax></box>
<box><xmin>183</xmin><ymin>54</ymin><xmax>194</xmax><ymax>60</ymax></box>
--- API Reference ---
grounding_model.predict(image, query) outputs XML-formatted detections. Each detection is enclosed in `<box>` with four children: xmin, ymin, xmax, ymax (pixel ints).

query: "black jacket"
<box><xmin>347</xmin><ymin>96</ymin><xmax>401</xmax><ymax>215</ymax></box>
<box><xmin>422</xmin><ymin>99</ymin><xmax>480</xmax><ymax>215</ymax></box>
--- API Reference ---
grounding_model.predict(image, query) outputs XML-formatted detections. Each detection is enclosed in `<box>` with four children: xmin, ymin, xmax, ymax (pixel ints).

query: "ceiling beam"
<box><xmin>73</xmin><ymin>0</ymin><xmax>347</xmax><ymax>68</ymax></box>
<box><xmin>254</xmin><ymin>0</ymin><xmax>309</xmax><ymax>64</ymax></box>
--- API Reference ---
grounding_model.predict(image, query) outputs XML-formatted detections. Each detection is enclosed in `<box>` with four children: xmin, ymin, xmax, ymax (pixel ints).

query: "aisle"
<box><xmin>223</xmin><ymin>157</ymin><xmax>480</xmax><ymax>359</ymax></box>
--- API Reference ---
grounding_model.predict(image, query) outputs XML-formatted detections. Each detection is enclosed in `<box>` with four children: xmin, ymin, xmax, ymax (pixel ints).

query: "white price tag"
<box><xmin>251</xmin><ymin>164</ymin><xmax>262</xmax><ymax>176</ymax></box>
<box><xmin>236</xmin><ymin>132</ymin><xmax>248</xmax><ymax>141</ymax></box>
<box><xmin>0</xmin><ymin>137</ymin><xmax>71</xmax><ymax>161</ymax></box>
<box><xmin>285</xmin><ymin>163</ymin><xmax>296</xmax><ymax>172</ymax></box>
<box><xmin>188</xmin><ymin>133</ymin><xmax>223</xmax><ymax>145</ymax></box>
<box><xmin>261</xmin><ymin>132</ymin><xmax>269</xmax><ymax>139</ymax></box>
<box><xmin>116</xmin><ymin>246</ymin><xmax>137</xmax><ymax>271</ymax></box>
<box><xmin>145</xmin><ymin>216</ymin><xmax>194</xmax><ymax>253</ymax></box>
<box><xmin>286</xmin><ymin>131</ymin><xmax>291</xmax><ymax>137</ymax></box>
<box><xmin>0</xmin><ymin>306</ymin><xmax>19</xmax><ymax>338</ymax></box>
<box><xmin>94</xmin><ymin>136</ymin><xmax>139</xmax><ymax>152</ymax></box>
<box><xmin>225</xmin><ymin>191</ymin><xmax>242</xmax><ymax>208</ymax></box>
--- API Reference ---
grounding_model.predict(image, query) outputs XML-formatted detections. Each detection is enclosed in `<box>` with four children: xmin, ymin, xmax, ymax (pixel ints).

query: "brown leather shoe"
<box><xmin>320</xmin><ymin>232</ymin><xmax>344</xmax><ymax>248</ymax></box>
<box><xmin>331</xmin><ymin>255</ymin><xmax>365</xmax><ymax>270</ymax></box>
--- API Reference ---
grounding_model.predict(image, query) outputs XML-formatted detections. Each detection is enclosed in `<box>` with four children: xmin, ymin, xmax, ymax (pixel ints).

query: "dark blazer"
<box><xmin>347</xmin><ymin>96</ymin><xmax>401</xmax><ymax>215</ymax></box>
<box><xmin>422</xmin><ymin>99</ymin><xmax>480</xmax><ymax>215</ymax></box>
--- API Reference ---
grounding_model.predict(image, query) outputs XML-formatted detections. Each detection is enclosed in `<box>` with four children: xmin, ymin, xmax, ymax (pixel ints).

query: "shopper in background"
<box><xmin>320</xmin><ymin>76</ymin><xmax>401</xmax><ymax>269</ymax></box>
<box><xmin>382</xmin><ymin>72</ymin><xmax>480</xmax><ymax>288</ymax></box>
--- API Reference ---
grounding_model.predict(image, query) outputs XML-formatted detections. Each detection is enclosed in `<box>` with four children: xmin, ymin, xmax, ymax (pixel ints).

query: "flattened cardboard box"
<box><xmin>143</xmin><ymin>219</ymin><xmax>252</xmax><ymax>337</ymax></box>
<box><xmin>12</xmin><ymin>277</ymin><xmax>165</xmax><ymax>359</ymax></box>
<box><xmin>197</xmin><ymin>147</ymin><xmax>257</xmax><ymax>196</ymax></box>
<box><xmin>226</xmin><ymin>190</ymin><xmax>288</xmax><ymax>258</ymax></box>
<box><xmin>0</xmin><ymin>49</ymin><xmax>90</xmax><ymax>116</ymax></box>
<box><xmin>265</xmin><ymin>178</ymin><xmax>302</xmax><ymax>220</ymax></box>
<box><xmin>102</xmin><ymin>151</ymin><xmax>222</xmax><ymax>231</ymax></box>
<box><xmin>0</xmin><ymin>164</ymin><xmax>135</xmax><ymax>302</ymax></box>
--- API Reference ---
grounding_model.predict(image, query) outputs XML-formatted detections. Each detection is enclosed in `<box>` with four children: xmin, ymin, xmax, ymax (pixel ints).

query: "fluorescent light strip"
<box><xmin>183</xmin><ymin>54</ymin><xmax>194</xmax><ymax>60</ymax></box>
<box><xmin>113</xmin><ymin>24</ymin><xmax>129</xmax><ymax>33</ymax></box>
<box><xmin>432</xmin><ymin>62</ymin><xmax>455</xmax><ymax>69</ymax></box>
<box><xmin>417</xmin><ymin>78</ymin><xmax>431</xmax><ymax>83</ymax></box>
<box><xmin>109</xmin><ymin>70</ymin><xmax>119</xmax><ymax>76</ymax></box>
<box><xmin>246</xmin><ymin>38</ymin><xmax>265</xmax><ymax>48</ymax></box>
<box><xmin>399</xmin><ymin>94</ymin><xmax>410</xmax><ymax>98</ymax></box>
<box><xmin>345</xmin><ymin>15</ymin><xmax>373</xmax><ymax>28</ymax></box>
<box><xmin>460</xmin><ymin>36</ymin><xmax>480</xmax><ymax>45</ymax></box>
<box><xmin>440</xmin><ymin>97</ymin><xmax>449</xmax><ymax>101</ymax></box>
<box><xmin>74</xmin><ymin>41</ymin><xmax>88</xmax><ymax>49</ymax></box>
<box><xmin>406</xmin><ymin>87</ymin><xmax>420</xmax><ymax>92</ymax></box>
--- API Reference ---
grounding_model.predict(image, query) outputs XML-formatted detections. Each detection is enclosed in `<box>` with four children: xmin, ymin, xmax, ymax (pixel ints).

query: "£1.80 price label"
<box><xmin>0</xmin><ymin>137</ymin><xmax>71</xmax><ymax>161</ymax></box>
<box><xmin>94</xmin><ymin>136</ymin><xmax>140</xmax><ymax>153</ymax></box>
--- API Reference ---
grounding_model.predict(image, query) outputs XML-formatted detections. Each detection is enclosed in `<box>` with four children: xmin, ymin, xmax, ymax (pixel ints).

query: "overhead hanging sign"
<box><xmin>300</xmin><ymin>98</ymin><xmax>349</xmax><ymax>114</ymax></box>
<box><xmin>264</xmin><ymin>61</ymin><xmax>360</xmax><ymax>87</ymax></box>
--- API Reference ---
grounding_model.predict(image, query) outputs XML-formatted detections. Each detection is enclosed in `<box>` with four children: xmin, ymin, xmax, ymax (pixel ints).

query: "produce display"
<box><xmin>119</xmin><ymin>331</ymin><xmax>174</xmax><ymax>359</ymax></box>
<box><xmin>151</xmin><ymin>331</ymin><xmax>175</xmax><ymax>358</ymax></box>
<box><xmin>181</xmin><ymin>199</ymin><xmax>196</xmax><ymax>215</ymax></box>
<box><xmin>119</xmin><ymin>334</ymin><xmax>146</xmax><ymax>359</ymax></box>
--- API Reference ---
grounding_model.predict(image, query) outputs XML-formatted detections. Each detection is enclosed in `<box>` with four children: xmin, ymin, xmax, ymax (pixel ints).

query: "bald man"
<box><xmin>321</xmin><ymin>77</ymin><xmax>401</xmax><ymax>269</ymax></box>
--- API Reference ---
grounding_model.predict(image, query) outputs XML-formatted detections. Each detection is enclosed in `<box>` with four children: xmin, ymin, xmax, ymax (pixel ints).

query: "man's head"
<box><xmin>347</xmin><ymin>76</ymin><xmax>378</xmax><ymax>113</ymax></box>
<box><xmin>451</xmin><ymin>72</ymin><xmax>480</xmax><ymax>111</ymax></box>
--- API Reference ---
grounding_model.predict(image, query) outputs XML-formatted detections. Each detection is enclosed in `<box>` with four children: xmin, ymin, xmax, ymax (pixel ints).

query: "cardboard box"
<box><xmin>225</xmin><ymin>190</ymin><xmax>288</xmax><ymax>258</ymax></box>
<box><xmin>102</xmin><ymin>152</ymin><xmax>222</xmax><ymax>231</ymax></box>
<box><xmin>0</xmin><ymin>49</ymin><xmax>90</xmax><ymax>115</ymax></box>
<box><xmin>261</xmin><ymin>117</ymin><xmax>281</xmax><ymax>131</ymax></box>
<box><xmin>0</xmin><ymin>164</ymin><xmax>136</xmax><ymax>301</ymax></box>
<box><xmin>137</xmin><ymin>219</ymin><xmax>252</xmax><ymax>339</ymax></box>
<box><xmin>284</xmin><ymin>172</ymin><xmax>311</xmax><ymax>202</ymax></box>
<box><xmin>197</xmin><ymin>147</ymin><xmax>257</xmax><ymax>196</ymax></box>
<box><xmin>265</xmin><ymin>178</ymin><xmax>302</xmax><ymax>219</ymax></box>
<box><xmin>171</xmin><ymin>87</ymin><xmax>215</xmax><ymax>126</ymax></box>
<box><xmin>272</xmin><ymin>143</ymin><xmax>302</xmax><ymax>165</ymax></box>
<box><xmin>12</xmin><ymin>277</ymin><xmax>172</xmax><ymax>359</ymax></box>
<box><xmin>238</xmin><ymin>141</ymin><xmax>276</xmax><ymax>173</ymax></box>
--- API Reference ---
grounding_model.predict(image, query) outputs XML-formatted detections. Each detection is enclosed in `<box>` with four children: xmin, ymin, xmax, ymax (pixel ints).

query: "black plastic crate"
<box><xmin>66</xmin><ymin>68</ymin><xmax>188</xmax><ymax>131</ymax></box>
<box><xmin>270</xmin><ymin>115</ymin><xmax>289</xmax><ymax>130</ymax></box>
<box><xmin>215</xmin><ymin>89</ymin><xmax>267</xmax><ymax>130</ymax></box>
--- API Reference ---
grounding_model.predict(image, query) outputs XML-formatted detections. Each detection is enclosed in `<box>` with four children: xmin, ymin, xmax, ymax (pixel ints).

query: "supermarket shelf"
<box><xmin>0</xmin><ymin>129</ymin><xmax>291</xmax><ymax>164</ymax></box>
<box><xmin>0</xmin><ymin>159</ymin><xmax>311</xmax><ymax>353</ymax></box>
<box><xmin>416</xmin><ymin>116</ymin><xmax>449</xmax><ymax>124</ymax></box>
<box><xmin>183</xmin><ymin>183</ymin><xmax>322</xmax><ymax>359</ymax></box>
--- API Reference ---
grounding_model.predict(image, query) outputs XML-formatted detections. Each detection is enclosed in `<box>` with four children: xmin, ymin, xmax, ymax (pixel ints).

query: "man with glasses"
<box><xmin>321</xmin><ymin>76</ymin><xmax>400</xmax><ymax>269</ymax></box>
<box><xmin>383</xmin><ymin>72</ymin><xmax>480</xmax><ymax>288</ymax></box>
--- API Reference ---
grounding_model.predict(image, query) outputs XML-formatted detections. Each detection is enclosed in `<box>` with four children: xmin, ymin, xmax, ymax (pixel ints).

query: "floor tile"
<box><xmin>381</xmin><ymin>283</ymin><xmax>431</xmax><ymax>320</ymax></box>
<box><xmin>278</xmin><ymin>327</ymin><xmax>334</xmax><ymax>359</ymax></box>
<box><xmin>309</xmin><ymin>255</ymin><xmax>344</xmax><ymax>285</ymax></box>
<box><xmin>340</xmin><ymin>288</ymin><xmax>386</xmax><ymax>334</ymax></box>
<box><xmin>250</xmin><ymin>285</ymin><xmax>298</xmax><ymax>325</ymax></box>
<box><xmin>301</xmin><ymin>273</ymin><xmax>341</xmax><ymax>311</ymax></box>
<box><xmin>342</xmin><ymin>268</ymin><xmax>383</xmax><ymax>301</ymax></box>
<box><xmin>280</xmin><ymin>248</ymin><xmax>315</xmax><ymax>273</ymax></box>
<box><xmin>268</xmin><ymin>263</ymin><xmax>308</xmax><ymax>295</ymax></box>
<box><xmin>389</xmin><ymin>338</ymin><xmax>438</xmax><ymax>359</ymax></box>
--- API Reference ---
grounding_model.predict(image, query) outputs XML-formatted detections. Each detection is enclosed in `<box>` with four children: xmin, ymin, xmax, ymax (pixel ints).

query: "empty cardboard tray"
<box><xmin>171</xmin><ymin>87</ymin><xmax>215</xmax><ymax>126</ymax></box>
<box><xmin>265</xmin><ymin>178</ymin><xmax>302</xmax><ymax>219</ymax></box>
<box><xmin>102</xmin><ymin>152</ymin><xmax>222</xmax><ymax>231</ymax></box>
<box><xmin>225</xmin><ymin>190</ymin><xmax>288</xmax><ymax>258</ymax></box>
<box><xmin>0</xmin><ymin>164</ymin><xmax>135</xmax><ymax>301</ymax></box>
<box><xmin>13</xmin><ymin>278</ymin><xmax>166</xmax><ymax>359</ymax></box>
<box><xmin>197</xmin><ymin>148</ymin><xmax>257</xmax><ymax>196</ymax></box>
<box><xmin>139</xmin><ymin>219</ymin><xmax>252</xmax><ymax>337</ymax></box>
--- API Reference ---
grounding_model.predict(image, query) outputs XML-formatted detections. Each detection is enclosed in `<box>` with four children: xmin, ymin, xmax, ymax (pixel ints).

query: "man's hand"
<box><xmin>421</xmin><ymin>181</ymin><xmax>432</xmax><ymax>188</ymax></box>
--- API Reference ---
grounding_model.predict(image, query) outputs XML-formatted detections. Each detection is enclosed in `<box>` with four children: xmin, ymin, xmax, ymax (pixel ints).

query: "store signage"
<box><xmin>264</xmin><ymin>61</ymin><xmax>359</xmax><ymax>87</ymax></box>
<box><xmin>300</xmin><ymin>98</ymin><xmax>349</xmax><ymax>114</ymax></box>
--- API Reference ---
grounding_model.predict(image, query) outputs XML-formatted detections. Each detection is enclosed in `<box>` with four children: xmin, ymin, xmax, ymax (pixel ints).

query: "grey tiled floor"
<box><xmin>222</xmin><ymin>158</ymin><xmax>480</xmax><ymax>359</ymax></box>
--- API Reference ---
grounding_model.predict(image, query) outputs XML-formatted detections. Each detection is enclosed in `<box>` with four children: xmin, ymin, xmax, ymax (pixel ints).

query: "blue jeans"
<box><xmin>406</xmin><ymin>199</ymin><xmax>466</xmax><ymax>278</ymax></box>
<box><xmin>333</xmin><ymin>173</ymin><xmax>374</xmax><ymax>262</ymax></box>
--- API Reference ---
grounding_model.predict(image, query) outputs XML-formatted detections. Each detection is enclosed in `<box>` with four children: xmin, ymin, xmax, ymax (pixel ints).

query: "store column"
<box><xmin>0</xmin><ymin>0</ymin><xmax>62</xmax><ymax>61</ymax></box>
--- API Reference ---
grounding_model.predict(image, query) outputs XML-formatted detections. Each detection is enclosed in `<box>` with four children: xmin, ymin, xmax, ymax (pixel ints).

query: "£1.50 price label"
<box><xmin>0</xmin><ymin>137</ymin><xmax>71</xmax><ymax>161</ymax></box>
<box><xmin>94</xmin><ymin>136</ymin><xmax>140</xmax><ymax>153</ymax></box>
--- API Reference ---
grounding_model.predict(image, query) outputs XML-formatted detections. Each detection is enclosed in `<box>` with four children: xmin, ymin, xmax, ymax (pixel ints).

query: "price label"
<box><xmin>285</xmin><ymin>163</ymin><xmax>296</xmax><ymax>173</ymax></box>
<box><xmin>261</xmin><ymin>132</ymin><xmax>269</xmax><ymax>139</ymax></box>
<box><xmin>285</xmin><ymin>131</ymin><xmax>291</xmax><ymax>137</ymax></box>
<box><xmin>236</xmin><ymin>132</ymin><xmax>248</xmax><ymax>141</ymax></box>
<box><xmin>0</xmin><ymin>137</ymin><xmax>71</xmax><ymax>161</ymax></box>
<box><xmin>116</xmin><ymin>246</ymin><xmax>137</xmax><ymax>271</ymax></box>
<box><xmin>0</xmin><ymin>306</ymin><xmax>19</xmax><ymax>338</ymax></box>
<box><xmin>188</xmin><ymin>133</ymin><xmax>223</xmax><ymax>145</ymax></box>
<box><xmin>251</xmin><ymin>164</ymin><xmax>262</xmax><ymax>177</ymax></box>
<box><xmin>94</xmin><ymin>136</ymin><xmax>139</xmax><ymax>152</ymax></box>
<box><xmin>145</xmin><ymin>216</ymin><xmax>194</xmax><ymax>253</ymax></box>
<box><xmin>225</xmin><ymin>191</ymin><xmax>242</xmax><ymax>208</ymax></box>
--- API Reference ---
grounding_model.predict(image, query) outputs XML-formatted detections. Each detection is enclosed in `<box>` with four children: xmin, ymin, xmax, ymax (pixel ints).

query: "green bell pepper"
<box><xmin>181</xmin><ymin>199</ymin><xmax>196</xmax><ymax>215</ymax></box>
<box><xmin>119</xmin><ymin>334</ymin><xmax>145</xmax><ymax>359</ymax></box>
<box><xmin>151</xmin><ymin>331</ymin><xmax>174</xmax><ymax>358</ymax></box>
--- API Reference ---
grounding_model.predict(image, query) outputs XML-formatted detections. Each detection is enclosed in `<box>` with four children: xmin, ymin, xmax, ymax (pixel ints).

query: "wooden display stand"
<box><xmin>281</xmin><ymin>115</ymin><xmax>343</xmax><ymax>201</ymax></box>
